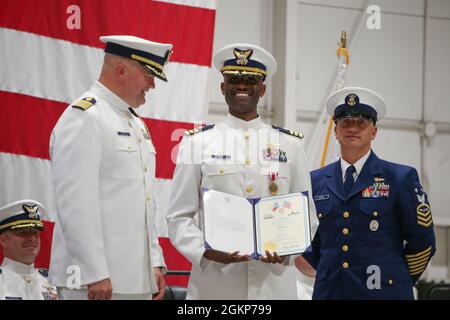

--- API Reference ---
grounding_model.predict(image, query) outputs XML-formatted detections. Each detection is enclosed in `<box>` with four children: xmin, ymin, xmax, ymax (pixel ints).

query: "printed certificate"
<box><xmin>202</xmin><ymin>189</ymin><xmax>311</xmax><ymax>258</ymax></box>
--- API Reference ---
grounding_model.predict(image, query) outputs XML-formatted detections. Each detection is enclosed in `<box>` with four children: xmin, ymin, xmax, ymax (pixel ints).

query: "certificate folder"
<box><xmin>202</xmin><ymin>189</ymin><xmax>311</xmax><ymax>259</ymax></box>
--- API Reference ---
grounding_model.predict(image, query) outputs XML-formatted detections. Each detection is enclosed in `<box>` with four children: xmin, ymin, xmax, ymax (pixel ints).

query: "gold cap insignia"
<box><xmin>234</xmin><ymin>48</ymin><xmax>253</xmax><ymax>66</ymax></box>
<box><xmin>23</xmin><ymin>204</ymin><xmax>39</xmax><ymax>219</ymax></box>
<box><xmin>346</xmin><ymin>93</ymin><xmax>358</xmax><ymax>107</ymax></box>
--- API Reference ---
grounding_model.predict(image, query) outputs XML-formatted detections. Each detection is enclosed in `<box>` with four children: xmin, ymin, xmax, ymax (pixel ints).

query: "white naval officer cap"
<box><xmin>0</xmin><ymin>200</ymin><xmax>46</xmax><ymax>233</ymax></box>
<box><xmin>213</xmin><ymin>43</ymin><xmax>277</xmax><ymax>81</ymax></box>
<box><xmin>100</xmin><ymin>35</ymin><xmax>173</xmax><ymax>82</ymax></box>
<box><xmin>326</xmin><ymin>87</ymin><xmax>387</xmax><ymax>123</ymax></box>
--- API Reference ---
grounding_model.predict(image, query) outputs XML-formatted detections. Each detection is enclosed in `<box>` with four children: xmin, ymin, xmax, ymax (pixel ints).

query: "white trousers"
<box><xmin>58</xmin><ymin>288</ymin><xmax>152</xmax><ymax>300</ymax></box>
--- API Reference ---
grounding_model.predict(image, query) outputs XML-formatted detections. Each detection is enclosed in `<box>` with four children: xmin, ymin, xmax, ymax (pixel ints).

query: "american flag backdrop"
<box><xmin>0</xmin><ymin>0</ymin><xmax>217</xmax><ymax>286</ymax></box>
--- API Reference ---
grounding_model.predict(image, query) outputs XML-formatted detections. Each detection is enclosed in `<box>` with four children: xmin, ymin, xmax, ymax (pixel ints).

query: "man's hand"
<box><xmin>295</xmin><ymin>255</ymin><xmax>316</xmax><ymax>277</ymax></box>
<box><xmin>203</xmin><ymin>249</ymin><xmax>251</xmax><ymax>264</ymax></box>
<box><xmin>87</xmin><ymin>278</ymin><xmax>113</xmax><ymax>300</ymax></box>
<box><xmin>259</xmin><ymin>250</ymin><xmax>285</xmax><ymax>264</ymax></box>
<box><xmin>152</xmin><ymin>267</ymin><xmax>166</xmax><ymax>300</ymax></box>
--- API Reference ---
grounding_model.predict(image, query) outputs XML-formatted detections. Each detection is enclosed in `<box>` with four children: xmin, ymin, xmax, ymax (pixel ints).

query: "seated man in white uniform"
<box><xmin>0</xmin><ymin>200</ymin><xmax>58</xmax><ymax>300</ymax></box>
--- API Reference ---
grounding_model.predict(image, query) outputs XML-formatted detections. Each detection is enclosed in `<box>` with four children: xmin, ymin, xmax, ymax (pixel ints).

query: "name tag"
<box><xmin>211</xmin><ymin>154</ymin><xmax>231</xmax><ymax>160</ymax></box>
<box><xmin>117</xmin><ymin>131</ymin><xmax>131</xmax><ymax>137</ymax></box>
<box><xmin>313</xmin><ymin>194</ymin><xmax>330</xmax><ymax>201</ymax></box>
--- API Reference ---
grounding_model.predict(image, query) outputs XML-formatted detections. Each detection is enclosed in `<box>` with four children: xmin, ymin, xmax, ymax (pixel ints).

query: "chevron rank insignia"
<box><xmin>414</xmin><ymin>186</ymin><xmax>433</xmax><ymax>227</ymax></box>
<box><xmin>272</xmin><ymin>125</ymin><xmax>304</xmax><ymax>139</ymax></box>
<box><xmin>184</xmin><ymin>124</ymin><xmax>215</xmax><ymax>135</ymax></box>
<box><xmin>72</xmin><ymin>97</ymin><xmax>96</xmax><ymax>110</ymax></box>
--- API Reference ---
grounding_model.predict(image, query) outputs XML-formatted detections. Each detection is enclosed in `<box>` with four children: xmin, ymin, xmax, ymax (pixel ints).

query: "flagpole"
<box><xmin>319</xmin><ymin>31</ymin><xmax>349</xmax><ymax>167</ymax></box>
<box><xmin>307</xmin><ymin>0</ymin><xmax>371</xmax><ymax>171</ymax></box>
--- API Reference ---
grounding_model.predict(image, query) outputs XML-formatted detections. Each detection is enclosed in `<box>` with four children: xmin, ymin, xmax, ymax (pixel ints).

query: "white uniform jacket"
<box><xmin>0</xmin><ymin>258</ymin><xmax>58</xmax><ymax>300</ymax></box>
<box><xmin>167</xmin><ymin>114</ymin><xmax>318</xmax><ymax>299</ymax></box>
<box><xmin>49</xmin><ymin>81</ymin><xmax>166</xmax><ymax>294</ymax></box>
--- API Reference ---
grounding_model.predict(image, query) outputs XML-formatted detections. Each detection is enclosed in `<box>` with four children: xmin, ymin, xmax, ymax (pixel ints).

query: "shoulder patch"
<box><xmin>272</xmin><ymin>125</ymin><xmax>304</xmax><ymax>139</ymax></box>
<box><xmin>184</xmin><ymin>124</ymin><xmax>215</xmax><ymax>136</ymax></box>
<box><xmin>72</xmin><ymin>97</ymin><xmax>96</xmax><ymax>111</ymax></box>
<box><xmin>38</xmin><ymin>269</ymin><xmax>48</xmax><ymax>277</ymax></box>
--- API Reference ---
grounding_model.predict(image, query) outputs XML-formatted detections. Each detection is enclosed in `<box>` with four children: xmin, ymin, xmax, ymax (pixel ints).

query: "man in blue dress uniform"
<box><xmin>303</xmin><ymin>87</ymin><xmax>436</xmax><ymax>299</ymax></box>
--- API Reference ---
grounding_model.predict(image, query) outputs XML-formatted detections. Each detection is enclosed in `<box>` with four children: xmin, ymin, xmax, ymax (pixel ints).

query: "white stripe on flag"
<box><xmin>0</xmin><ymin>153</ymin><xmax>56</xmax><ymax>221</ymax></box>
<box><xmin>0</xmin><ymin>28</ymin><xmax>103</xmax><ymax>103</ymax></box>
<box><xmin>0</xmin><ymin>149</ymin><xmax>176</xmax><ymax>237</ymax></box>
<box><xmin>1</xmin><ymin>28</ymin><xmax>211</xmax><ymax>123</ymax></box>
<box><xmin>155</xmin><ymin>0</ymin><xmax>217</xmax><ymax>10</ymax></box>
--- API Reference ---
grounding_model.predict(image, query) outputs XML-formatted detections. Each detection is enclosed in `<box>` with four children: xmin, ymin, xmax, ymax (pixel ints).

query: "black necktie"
<box><xmin>343</xmin><ymin>165</ymin><xmax>356</xmax><ymax>196</ymax></box>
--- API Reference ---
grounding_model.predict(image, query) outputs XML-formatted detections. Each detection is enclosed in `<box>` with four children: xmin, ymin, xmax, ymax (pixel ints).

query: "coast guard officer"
<box><xmin>0</xmin><ymin>200</ymin><xmax>58</xmax><ymax>300</ymax></box>
<box><xmin>303</xmin><ymin>87</ymin><xmax>436</xmax><ymax>299</ymax></box>
<box><xmin>50</xmin><ymin>35</ymin><xmax>172</xmax><ymax>300</ymax></box>
<box><xmin>167</xmin><ymin>43</ymin><xmax>318</xmax><ymax>299</ymax></box>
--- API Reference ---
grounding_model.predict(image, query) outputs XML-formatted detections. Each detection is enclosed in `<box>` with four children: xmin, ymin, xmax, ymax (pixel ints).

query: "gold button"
<box><xmin>318</xmin><ymin>213</ymin><xmax>323</xmax><ymax>219</ymax></box>
<box><xmin>388</xmin><ymin>279</ymin><xmax>393</xmax><ymax>285</ymax></box>
<box><xmin>144</xmin><ymin>167</ymin><xmax>148</xmax><ymax>172</ymax></box>
<box><xmin>343</xmin><ymin>211</ymin><xmax>350</xmax><ymax>218</ymax></box>
<box><xmin>342</xmin><ymin>245</ymin><xmax>349</xmax><ymax>252</ymax></box>
<box><xmin>245</xmin><ymin>159</ymin><xmax>251</xmax><ymax>165</ymax></box>
<box><xmin>342</xmin><ymin>228</ymin><xmax>349</xmax><ymax>235</ymax></box>
<box><xmin>246</xmin><ymin>186</ymin><xmax>253</xmax><ymax>194</ymax></box>
<box><xmin>138</xmin><ymin>138</ymin><xmax>142</xmax><ymax>143</ymax></box>
<box><xmin>342</xmin><ymin>262</ymin><xmax>349</xmax><ymax>269</ymax></box>
<box><xmin>128</xmin><ymin>146</ymin><xmax>131</xmax><ymax>150</ymax></box>
<box><xmin>219</xmin><ymin>169</ymin><xmax>224</xmax><ymax>175</ymax></box>
<box><xmin>373</xmin><ymin>211</ymin><xmax>378</xmax><ymax>217</ymax></box>
<box><xmin>245</xmin><ymin>133</ymin><xmax>250</xmax><ymax>139</ymax></box>
<box><xmin>26</xmin><ymin>276</ymin><xmax>32</xmax><ymax>284</ymax></box>
<box><xmin>146</xmin><ymin>197</ymin><xmax>151</xmax><ymax>202</ymax></box>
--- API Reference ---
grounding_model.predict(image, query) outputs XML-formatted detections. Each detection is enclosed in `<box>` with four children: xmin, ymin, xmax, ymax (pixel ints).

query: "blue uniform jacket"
<box><xmin>304</xmin><ymin>151</ymin><xmax>436</xmax><ymax>299</ymax></box>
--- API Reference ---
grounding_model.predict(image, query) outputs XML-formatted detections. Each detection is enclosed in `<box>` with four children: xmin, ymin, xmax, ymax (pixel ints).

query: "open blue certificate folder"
<box><xmin>202</xmin><ymin>189</ymin><xmax>311</xmax><ymax>259</ymax></box>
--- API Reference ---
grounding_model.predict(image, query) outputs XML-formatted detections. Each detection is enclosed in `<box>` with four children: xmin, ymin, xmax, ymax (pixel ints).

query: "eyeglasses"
<box><xmin>225</xmin><ymin>75</ymin><xmax>263</xmax><ymax>85</ymax></box>
<box><xmin>336</xmin><ymin>117</ymin><xmax>373</xmax><ymax>129</ymax></box>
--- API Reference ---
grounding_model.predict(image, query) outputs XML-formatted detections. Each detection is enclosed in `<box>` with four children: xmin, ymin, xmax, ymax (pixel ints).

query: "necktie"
<box><xmin>343</xmin><ymin>165</ymin><xmax>356</xmax><ymax>196</ymax></box>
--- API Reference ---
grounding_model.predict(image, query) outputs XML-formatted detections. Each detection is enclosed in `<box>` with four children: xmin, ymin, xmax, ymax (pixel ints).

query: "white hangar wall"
<box><xmin>207</xmin><ymin>0</ymin><xmax>450</xmax><ymax>281</ymax></box>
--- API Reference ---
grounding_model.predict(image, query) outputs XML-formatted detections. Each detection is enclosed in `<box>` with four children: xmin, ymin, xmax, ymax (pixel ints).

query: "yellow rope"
<box><xmin>336</xmin><ymin>47</ymin><xmax>350</xmax><ymax>65</ymax></box>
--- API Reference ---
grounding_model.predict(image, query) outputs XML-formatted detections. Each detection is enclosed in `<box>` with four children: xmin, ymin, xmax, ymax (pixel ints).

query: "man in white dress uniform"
<box><xmin>0</xmin><ymin>200</ymin><xmax>58</xmax><ymax>300</ymax></box>
<box><xmin>49</xmin><ymin>35</ymin><xmax>173</xmax><ymax>300</ymax></box>
<box><xmin>167</xmin><ymin>43</ymin><xmax>318</xmax><ymax>299</ymax></box>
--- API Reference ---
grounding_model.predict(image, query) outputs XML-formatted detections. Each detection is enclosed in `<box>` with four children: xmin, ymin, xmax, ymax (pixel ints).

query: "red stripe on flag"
<box><xmin>159</xmin><ymin>237</ymin><xmax>191</xmax><ymax>287</ymax></box>
<box><xmin>0</xmin><ymin>91</ymin><xmax>195</xmax><ymax>178</ymax></box>
<box><xmin>145</xmin><ymin>118</ymin><xmax>194</xmax><ymax>179</ymax></box>
<box><xmin>0</xmin><ymin>0</ymin><xmax>215</xmax><ymax>67</ymax></box>
<box><xmin>0</xmin><ymin>91</ymin><xmax>67</xmax><ymax>160</ymax></box>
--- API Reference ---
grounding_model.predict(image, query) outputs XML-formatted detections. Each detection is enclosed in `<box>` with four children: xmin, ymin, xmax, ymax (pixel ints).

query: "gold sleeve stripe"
<box><xmin>408</xmin><ymin>259</ymin><xmax>429</xmax><ymax>269</ymax></box>
<box><xmin>406</xmin><ymin>253</ymin><xmax>431</xmax><ymax>262</ymax></box>
<box><xmin>407</xmin><ymin>256</ymin><xmax>430</xmax><ymax>267</ymax></box>
<box><xmin>418</xmin><ymin>214</ymin><xmax>432</xmax><ymax>222</ymax></box>
<box><xmin>405</xmin><ymin>246</ymin><xmax>432</xmax><ymax>258</ymax></box>
<box><xmin>417</xmin><ymin>210</ymin><xmax>432</xmax><ymax>218</ymax></box>
<box><xmin>418</xmin><ymin>220</ymin><xmax>433</xmax><ymax>227</ymax></box>
<box><xmin>409</xmin><ymin>265</ymin><xmax>427</xmax><ymax>274</ymax></box>
<box><xmin>406</xmin><ymin>252</ymin><xmax>431</xmax><ymax>263</ymax></box>
<box><xmin>410</xmin><ymin>268</ymin><xmax>426</xmax><ymax>276</ymax></box>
